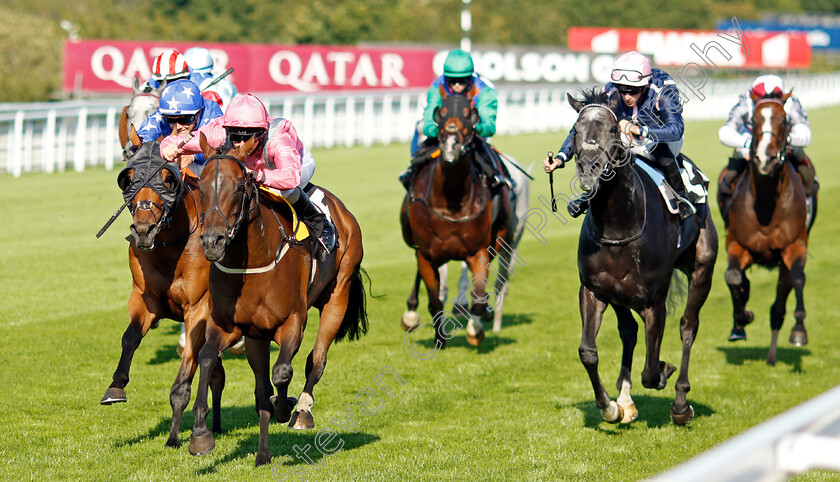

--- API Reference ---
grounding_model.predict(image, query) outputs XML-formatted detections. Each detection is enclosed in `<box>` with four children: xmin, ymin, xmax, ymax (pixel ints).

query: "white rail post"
<box><xmin>44</xmin><ymin>110</ymin><xmax>56</xmax><ymax>173</ymax></box>
<box><xmin>74</xmin><ymin>107</ymin><xmax>88</xmax><ymax>172</ymax></box>
<box><xmin>105</xmin><ymin>107</ymin><xmax>117</xmax><ymax>170</ymax></box>
<box><xmin>11</xmin><ymin>111</ymin><xmax>24</xmax><ymax>177</ymax></box>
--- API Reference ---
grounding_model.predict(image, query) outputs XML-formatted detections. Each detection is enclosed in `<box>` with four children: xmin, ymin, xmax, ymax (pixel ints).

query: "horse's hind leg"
<box><xmin>101</xmin><ymin>294</ymin><xmax>159</xmax><ymax>404</ymax></box>
<box><xmin>273</xmin><ymin>312</ymin><xmax>307</xmax><ymax>429</ymax></box>
<box><xmin>639</xmin><ymin>301</ymin><xmax>675</xmax><ymax>392</ymax></box>
<box><xmin>401</xmin><ymin>269</ymin><xmax>422</xmax><ymax>331</ymax></box>
<box><xmin>613</xmin><ymin>305</ymin><xmax>638</xmax><ymax>423</ymax></box>
<box><xmin>416</xmin><ymin>253</ymin><xmax>448</xmax><ymax>348</ymax></box>
<box><xmin>725</xmin><ymin>243</ymin><xmax>754</xmax><ymax>341</ymax></box>
<box><xmin>579</xmin><ymin>286</ymin><xmax>623</xmax><ymax>423</ymax></box>
<box><xmin>768</xmin><ymin>266</ymin><xmax>794</xmax><ymax>366</ymax></box>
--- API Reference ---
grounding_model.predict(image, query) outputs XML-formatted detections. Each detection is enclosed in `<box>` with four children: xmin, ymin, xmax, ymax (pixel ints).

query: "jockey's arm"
<box><xmin>719</xmin><ymin>93</ymin><xmax>752</xmax><ymax>149</ymax></box>
<box><xmin>255</xmin><ymin>121</ymin><xmax>303</xmax><ymax>192</ymax></box>
<box><xmin>644</xmin><ymin>85</ymin><xmax>684</xmax><ymax>143</ymax></box>
<box><xmin>787</xmin><ymin>97</ymin><xmax>811</xmax><ymax>147</ymax></box>
<box><xmin>544</xmin><ymin>128</ymin><xmax>575</xmax><ymax>172</ymax></box>
<box><xmin>421</xmin><ymin>87</ymin><xmax>443</xmax><ymax>138</ymax></box>
<box><xmin>475</xmin><ymin>88</ymin><xmax>498</xmax><ymax>138</ymax></box>
<box><xmin>136</xmin><ymin>112</ymin><xmax>166</xmax><ymax>144</ymax></box>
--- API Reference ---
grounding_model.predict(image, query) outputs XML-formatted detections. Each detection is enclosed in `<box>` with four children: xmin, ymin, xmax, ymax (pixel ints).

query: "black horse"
<box><xmin>559</xmin><ymin>89</ymin><xmax>718</xmax><ymax>425</ymax></box>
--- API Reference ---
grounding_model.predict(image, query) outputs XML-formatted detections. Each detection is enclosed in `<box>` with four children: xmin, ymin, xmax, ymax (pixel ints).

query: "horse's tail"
<box><xmin>335</xmin><ymin>265</ymin><xmax>370</xmax><ymax>342</ymax></box>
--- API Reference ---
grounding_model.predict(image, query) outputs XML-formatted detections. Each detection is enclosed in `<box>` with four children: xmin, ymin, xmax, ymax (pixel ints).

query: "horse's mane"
<box><xmin>576</xmin><ymin>88</ymin><xmax>612</xmax><ymax>109</ymax></box>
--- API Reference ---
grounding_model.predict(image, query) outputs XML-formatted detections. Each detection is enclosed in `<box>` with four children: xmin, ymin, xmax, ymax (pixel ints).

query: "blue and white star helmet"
<box><xmin>159</xmin><ymin>79</ymin><xmax>203</xmax><ymax>115</ymax></box>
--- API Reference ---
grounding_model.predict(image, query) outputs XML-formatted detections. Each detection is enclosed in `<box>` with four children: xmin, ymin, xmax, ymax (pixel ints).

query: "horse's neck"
<box><xmin>748</xmin><ymin>162</ymin><xmax>791</xmax><ymax>224</ymax></box>
<box><xmin>588</xmin><ymin>165</ymin><xmax>645</xmax><ymax>232</ymax></box>
<box><xmin>157</xmin><ymin>190</ymin><xmax>194</xmax><ymax>244</ymax></box>
<box><xmin>434</xmin><ymin>156</ymin><xmax>476</xmax><ymax>208</ymax></box>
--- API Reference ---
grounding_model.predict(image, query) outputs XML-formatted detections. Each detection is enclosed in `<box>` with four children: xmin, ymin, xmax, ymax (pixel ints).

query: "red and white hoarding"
<box><xmin>568</xmin><ymin>27</ymin><xmax>811</xmax><ymax>69</ymax></box>
<box><xmin>63</xmin><ymin>40</ymin><xmax>438</xmax><ymax>94</ymax></box>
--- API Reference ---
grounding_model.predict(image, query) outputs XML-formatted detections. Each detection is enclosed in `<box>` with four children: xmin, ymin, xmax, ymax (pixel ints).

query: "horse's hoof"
<box><xmin>270</xmin><ymin>395</ymin><xmax>298</xmax><ymax>423</ymax></box>
<box><xmin>671</xmin><ymin>405</ymin><xmax>695</xmax><ymax>426</ymax></box>
<box><xmin>100</xmin><ymin>387</ymin><xmax>127</xmax><ymax>405</ymax></box>
<box><xmin>789</xmin><ymin>329</ymin><xmax>808</xmax><ymax>347</ymax></box>
<box><xmin>619</xmin><ymin>403</ymin><xmax>638</xmax><ymax>424</ymax></box>
<box><xmin>728</xmin><ymin>327</ymin><xmax>747</xmax><ymax>342</ymax></box>
<box><xmin>165</xmin><ymin>437</ymin><xmax>181</xmax><ymax>449</ymax></box>
<box><xmin>188</xmin><ymin>432</ymin><xmax>215</xmax><ymax>456</ymax></box>
<box><xmin>466</xmin><ymin>318</ymin><xmax>485</xmax><ymax>346</ymax></box>
<box><xmin>289</xmin><ymin>410</ymin><xmax>315</xmax><ymax>430</ymax></box>
<box><xmin>601</xmin><ymin>401</ymin><xmax>624</xmax><ymax>424</ymax></box>
<box><xmin>401</xmin><ymin>310</ymin><xmax>420</xmax><ymax>331</ymax></box>
<box><xmin>255</xmin><ymin>451</ymin><xmax>271</xmax><ymax>467</ymax></box>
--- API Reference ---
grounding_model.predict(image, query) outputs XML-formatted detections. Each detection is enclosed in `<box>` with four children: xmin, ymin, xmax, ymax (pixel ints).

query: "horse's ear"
<box><xmin>154</xmin><ymin>79</ymin><xmax>167</xmax><ymax>97</ymax></box>
<box><xmin>567</xmin><ymin>92</ymin><xmax>585</xmax><ymax>113</ymax></box>
<box><xmin>608</xmin><ymin>91</ymin><xmax>621</xmax><ymax>113</ymax></box>
<box><xmin>131</xmin><ymin>75</ymin><xmax>141</xmax><ymax>95</ymax></box>
<box><xmin>749</xmin><ymin>90</ymin><xmax>761</xmax><ymax>104</ymax></box>
<box><xmin>237</xmin><ymin>136</ymin><xmax>259</xmax><ymax>157</ymax></box>
<box><xmin>199</xmin><ymin>132</ymin><xmax>213</xmax><ymax>159</ymax></box>
<box><xmin>129</xmin><ymin>124</ymin><xmax>142</xmax><ymax>147</ymax></box>
<box><xmin>162</xmin><ymin>168</ymin><xmax>177</xmax><ymax>192</ymax></box>
<box><xmin>783</xmin><ymin>90</ymin><xmax>793</xmax><ymax>103</ymax></box>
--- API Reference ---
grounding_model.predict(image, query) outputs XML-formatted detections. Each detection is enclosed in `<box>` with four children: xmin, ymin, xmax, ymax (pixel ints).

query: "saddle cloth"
<box><xmin>635</xmin><ymin>157</ymin><xmax>709</xmax><ymax>215</ymax></box>
<box><xmin>257</xmin><ymin>184</ymin><xmax>334</xmax><ymax>242</ymax></box>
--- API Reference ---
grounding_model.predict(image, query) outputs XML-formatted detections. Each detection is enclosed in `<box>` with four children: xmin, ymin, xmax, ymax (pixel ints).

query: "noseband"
<box><xmin>752</xmin><ymin>99</ymin><xmax>790</xmax><ymax>163</ymax></box>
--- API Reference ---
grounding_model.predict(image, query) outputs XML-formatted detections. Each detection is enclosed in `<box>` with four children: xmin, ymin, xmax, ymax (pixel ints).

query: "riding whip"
<box><xmin>547</xmin><ymin>151</ymin><xmax>558</xmax><ymax>212</ymax></box>
<box><xmin>200</xmin><ymin>68</ymin><xmax>234</xmax><ymax>92</ymax></box>
<box><xmin>96</xmin><ymin>161</ymin><xmax>167</xmax><ymax>238</ymax></box>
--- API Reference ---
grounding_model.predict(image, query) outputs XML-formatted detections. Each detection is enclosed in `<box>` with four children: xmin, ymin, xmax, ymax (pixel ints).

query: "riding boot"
<box><xmin>398</xmin><ymin>165</ymin><xmax>415</xmax><ymax>190</ymax></box>
<box><xmin>719</xmin><ymin>157</ymin><xmax>747</xmax><ymax>196</ymax></box>
<box><xmin>567</xmin><ymin>196</ymin><xmax>589</xmax><ymax>218</ymax></box>
<box><xmin>791</xmin><ymin>156</ymin><xmax>819</xmax><ymax>197</ymax></box>
<box><xmin>400</xmin><ymin>143</ymin><xmax>437</xmax><ymax>190</ymax></box>
<box><xmin>662</xmin><ymin>158</ymin><xmax>696</xmax><ymax>221</ymax></box>
<box><xmin>291</xmin><ymin>190</ymin><xmax>335</xmax><ymax>261</ymax></box>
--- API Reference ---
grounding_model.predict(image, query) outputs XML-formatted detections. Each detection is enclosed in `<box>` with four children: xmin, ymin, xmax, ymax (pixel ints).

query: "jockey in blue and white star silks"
<box><xmin>137</xmin><ymin>79</ymin><xmax>223</xmax><ymax>170</ymax></box>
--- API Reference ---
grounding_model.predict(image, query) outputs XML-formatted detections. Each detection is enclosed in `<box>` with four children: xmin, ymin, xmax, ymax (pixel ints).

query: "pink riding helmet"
<box><xmin>610</xmin><ymin>51</ymin><xmax>652</xmax><ymax>87</ymax></box>
<box><xmin>222</xmin><ymin>94</ymin><xmax>269</xmax><ymax>130</ymax></box>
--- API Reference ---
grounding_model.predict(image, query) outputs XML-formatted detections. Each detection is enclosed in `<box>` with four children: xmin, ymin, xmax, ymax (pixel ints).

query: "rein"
<box><xmin>204</xmin><ymin>153</ymin><xmax>293</xmax><ymax>275</ymax></box>
<box><xmin>751</xmin><ymin>98</ymin><xmax>790</xmax><ymax>164</ymax></box>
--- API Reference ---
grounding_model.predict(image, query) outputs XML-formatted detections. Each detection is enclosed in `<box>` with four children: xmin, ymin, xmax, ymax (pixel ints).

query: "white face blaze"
<box><xmin>755</xmin><ymin>106</ymin><xmax>775</xmax><ymax>174</ymax></box>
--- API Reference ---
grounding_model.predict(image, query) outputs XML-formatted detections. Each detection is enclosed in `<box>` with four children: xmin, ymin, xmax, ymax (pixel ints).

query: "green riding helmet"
<box><xmin>443</xmin><ymin>49</ymin><xmax>475</xmax><ymax>78</ymax></box>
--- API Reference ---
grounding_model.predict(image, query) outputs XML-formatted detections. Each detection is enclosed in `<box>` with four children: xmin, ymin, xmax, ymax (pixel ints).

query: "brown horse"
<box><xmin>717</xmin><ymin>94</ymin><xmax>810</xmax><ymax>365</ymax></box>
<box><xmin>188</xmin><ymin>135</ymin><xmax>368</xmax><ymax>466</ymax></box>
<box><xmin>400</xmin><ymin>94</ymin><xmax>514</xmax><ymax>348</ymax></box>
<box><xmin>100</xmin><ymin>130</ymin><xmax>225</xmax><ymax>449</ymax></box>
<box><xmin>563</xmin><ymin>89</ymin><xmax>718</xmax><ymax>425</ymax></box>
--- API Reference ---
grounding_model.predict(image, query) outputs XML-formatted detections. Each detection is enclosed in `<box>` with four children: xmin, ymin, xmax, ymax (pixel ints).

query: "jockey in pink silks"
<box><xmin>160</xmin><ymin>93</ymin><xmax>334</xmax><ymax>260</ymax></box>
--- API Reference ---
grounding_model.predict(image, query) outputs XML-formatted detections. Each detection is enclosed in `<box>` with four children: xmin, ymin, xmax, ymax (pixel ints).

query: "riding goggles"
<box><xmin>445</xmin><ymin>76</ymin><xmax>472</xmax><ymax>87</ymax></box>
<box><xmin>164</xmin><ymin>114</ymin><xmax>197</xmax><ymax>125</ymax></box>
<box><xmin>226</xmin><ymin>128</ymin><xmax>266</xmax><ymax>143</ymax></box>
<box><xmin>611</xmin><ymin>69</ymin><xmax>651</xmax><ymax>84</ymax></box>
<box><xmin>617</xmin><ymin>85</ymin><xmax>644</xmax><ymax>95</ymax></box>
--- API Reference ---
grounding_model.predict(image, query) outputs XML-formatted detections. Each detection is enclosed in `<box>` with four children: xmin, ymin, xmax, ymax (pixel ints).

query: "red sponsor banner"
<box><xmin>63</xmin><ymin>40</ymin><xmax>438</xmax><ymax>94</ymax></box>
<box><xmin>568</xmin><ymin>27</ymin><xmax>811</xmax><ymax>69</ymax></box>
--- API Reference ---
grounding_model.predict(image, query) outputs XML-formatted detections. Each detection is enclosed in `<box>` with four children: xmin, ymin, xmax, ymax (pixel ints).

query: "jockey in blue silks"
<box><xmin>136</xmin><ymin>79</ymin><xmax>223</xmax><ymax>173</ymax></box>
<box><xmin>545</xmin><ymin>51</ymin><xmax>695</xmax><ymax>220</ymax></box>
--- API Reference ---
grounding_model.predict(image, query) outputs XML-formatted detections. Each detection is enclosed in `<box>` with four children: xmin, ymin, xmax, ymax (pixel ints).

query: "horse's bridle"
<box><xmin>751</xmin><ymin>98</ymin><xmax>790</xmax><ymax>164</ymax></box>
<box><xmin>202</xmin><ymin>154</ymin><xmax>260</xmax><ymax>246</ymax></box>
<box><xmin>572</xmin><ymin>104</ymin><xmax>626</xmax><ymax>179</ymax></box>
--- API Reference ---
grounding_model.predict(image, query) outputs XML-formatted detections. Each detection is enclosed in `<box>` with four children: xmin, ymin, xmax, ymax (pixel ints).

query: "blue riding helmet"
<box><xmin>159</xmin><ymin>79</ymin><xmax>203</xmax><ymax>116</ymax></box>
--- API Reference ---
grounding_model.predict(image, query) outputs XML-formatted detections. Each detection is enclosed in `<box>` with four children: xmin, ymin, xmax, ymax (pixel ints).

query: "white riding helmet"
<box><xmin>751</xmin><ymin>75</ymin><xmax>786</xmax><ymax>98</ymax></box>
<box><xmin>184</xmin><ymin>47</ymin><xmax>214</xmax><ymax>74</ymax></box>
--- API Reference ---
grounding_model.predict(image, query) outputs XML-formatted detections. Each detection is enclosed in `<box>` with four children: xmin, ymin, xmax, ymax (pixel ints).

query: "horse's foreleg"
<box><xmin>244</xmin><ymin>337</ymin><xmax>273</xmax><ymax>466</ymax></box>
<box><xmin>416</xmin><ymin>253</ymin><xmax>447</xmax><ymax>348</ymax></box>
<box><xmin>166</xmin><ymin>315</ymin><xmax>205</xmax><ymax>448</ymax></box>
<box><xmin>725</xmin><ymin>241</ymin><xmax>754</xmax><ymax>341</ymax></box>
<box><xmin>613</xmin><ymin>305</ymin><xmax>638</xmax><ymax>423</ymax></box>
<box><xmin>464</xmin><ymin>250</ymin><xmax>491</xmax><ymax>346</ymax></box>
<box><xmin>639</xmin><ymin>301</ymin><xmax>673</xmax><ymax>391</ymax></box>
<box><xmin>579</xmin><ymin>287</ymin><xmax>621</xmax><ymax>423</ymax></box>
<box><xmin>671</xmin><ymin>221</ymin><xmax>716</xmax><ymax>425</ymax></box>
<box><xmin>453</xmin><ymin>261</ymin><xmax>471</xmax><ymax>315</ymax></box>
<box><xmin>401</xmin><ymin>267</ymin><xmax>422</xmax><ymax>331</ymax></box>
<box><xmin>782</xmin><ymin>242</ymin><xmax>808</xmax><ymax>350</ymax></box>
<box><xmin>188</xmin><ymin>320</ymin><xmax>238</xmax><ymax>457</ymax></box>
<box><xmin>101</xmin><ymin>293</ymin><xmax>158</xmax><ymax>405</ymax></box>
<box><xmin>274</xmin><ymin>312</ymin><xmax>307</xmax><ymax>431</ymax></box>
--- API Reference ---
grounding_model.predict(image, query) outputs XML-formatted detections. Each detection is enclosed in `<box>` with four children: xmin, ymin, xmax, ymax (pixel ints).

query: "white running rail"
<box><xmin>3</xmin><ymin>72</ymin><xmax>840</xmax><ymax>176</ymax></box>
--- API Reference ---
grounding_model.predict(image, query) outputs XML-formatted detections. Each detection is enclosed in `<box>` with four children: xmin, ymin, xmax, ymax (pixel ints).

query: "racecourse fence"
<box><xmin>3</xmin><ymin>72</ymin><xmax>840</xmax><ymax>177</ymax></box>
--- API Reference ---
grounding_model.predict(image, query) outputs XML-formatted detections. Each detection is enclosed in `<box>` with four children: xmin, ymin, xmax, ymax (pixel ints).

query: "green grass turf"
<box><xmin>1</xmin><ymin>106</ymin><xmax>839</xmax><ymax>481</ymax></box>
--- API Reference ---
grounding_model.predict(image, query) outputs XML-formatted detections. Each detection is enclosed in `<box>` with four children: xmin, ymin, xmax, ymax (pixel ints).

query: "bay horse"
<box><xmin>189</xmin><ymin>135</ymin><xmax>368</xmax><ymax>466</ymax></box>
<box><xmin>100</xmin><ymin>129</ymin><xmax>225</xmax><ymax>449</ymax></box>
<box><xmin>403</xmin><ymin>152</ymin><xmax>530</xmax><ymax>334</ymax></box>
<box><xmin>717</xmin><ymin>93</ymin><xmax>810</xmax><ymax>365</ymax></box>
<box><xmin>563</xmin><ymin>89</ymin><xmax>718</xmax><ymax>425</ymax></box>
<box><xmin>400</xmin><ymin>94</ymin><xmax>514</xmax><ymax>348</ymax></box>
<box><xmin>119</xmin><ymin>77</ymin><xmax>164</xmax><ymax>159</ymax></box>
